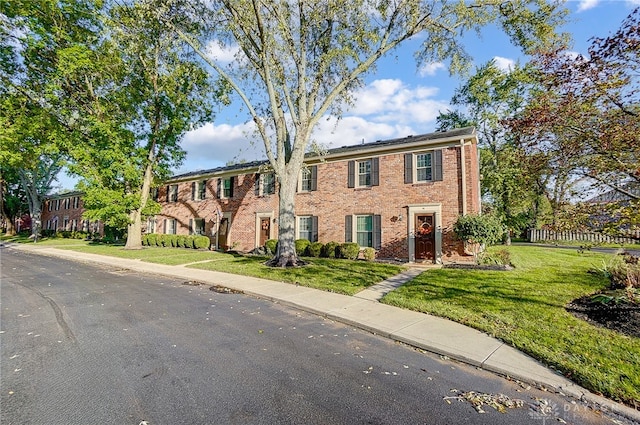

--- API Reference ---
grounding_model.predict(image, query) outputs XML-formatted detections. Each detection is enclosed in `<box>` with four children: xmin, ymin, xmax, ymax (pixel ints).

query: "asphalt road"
<box><xmin>0</xmin><ymin>248</ymin><xmax>628</xmax><ymax>425</ymax></box>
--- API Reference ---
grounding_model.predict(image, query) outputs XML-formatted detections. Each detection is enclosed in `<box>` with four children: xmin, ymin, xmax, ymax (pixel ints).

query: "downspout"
<box><xmin>460</xmin><ymin>139</ymin><xmax>467</xmax><ymax>216</ymax></box>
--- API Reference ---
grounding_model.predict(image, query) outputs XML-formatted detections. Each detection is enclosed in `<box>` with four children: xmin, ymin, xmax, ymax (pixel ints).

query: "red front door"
<box><xmin>259</xmin><ymin>217</ymin><xmax>270</xmax><ymax>246</ymax></box>
<box><xmin>415</xmin><ymin>214</ymin><xmax>435</xmax><ymax>262</ymax></box>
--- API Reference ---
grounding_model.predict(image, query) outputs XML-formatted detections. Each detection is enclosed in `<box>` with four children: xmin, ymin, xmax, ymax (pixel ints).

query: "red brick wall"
<box><xmin>156</xmin><ymin>140</ymin><xmax>480</xmax><ymax>263</ymax></box>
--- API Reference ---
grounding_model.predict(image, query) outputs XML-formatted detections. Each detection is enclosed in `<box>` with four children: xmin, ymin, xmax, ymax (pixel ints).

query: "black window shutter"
<box><xmin>373</xmin><ymin>215</ymin><xmax>382</xmax><ymax>250</ymax></box>
<box><xmin>229</xmin><ymin>177</ymin><xmax>234</xmax><ymax>198</ymax></box>
<box><xmin>371</xmin><ymin>157</ymin><xmax>379</xmax><ymax>186</ymax></box>
<box><xmin>217</xmin><ymin>179</ymin><xmax>221</xmax><ymax>199</ymax></box>
<box><xmin>310</xmin><ymin>165</ymin><xmax>317</xmax><ymax>191</ymax></box>
<box><xmin>166</xmin><ymin>185</ymin><xmax>170</xmax><ymax>202</ymax></box>
<box><xmin>255</xmin><ymin>173</ymin><xmax>261</xmax><ymax>196</ymax></box>
<box><xmin>345</xmin><ymin>215</ymin><xmax>352</xmax><ymax>242</ymax></box>
<box><xmin>434</xmin><ymin>149</ymin><xmax>443</xmax><ymax>181</ymax></box>
<box><xmin>312</xmin><ymin>215</ymin><xmax>318</xmax><ymax>242</ymax></box>
<box><xmin>347</xmin><ymin>161</ymin><xmax>355</xmax><ymax>188</ymax></box>
<box><xmin>404</xmin><ymin>154</ymin><xmax>413</xmax><ymax>184</ymax></box>
<box><xmin>189</xmin><ymin>219</ymin><xmax>193</xmax><ymax>235</ymax></box>
<box><xmin>191</xmin><ymin>182</ymin><xmax>195</xmax><ymax>200</ymax></box>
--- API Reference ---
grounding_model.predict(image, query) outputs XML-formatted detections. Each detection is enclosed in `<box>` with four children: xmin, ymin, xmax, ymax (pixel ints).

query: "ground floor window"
<box><xmin>297</xmin><ymin>216</ymin><xmax>318</xmax><ymax>241</ymax></box>
<box><xmin>190</xmin><ymin>218</ymin><xmax>205</xmax><ymax>235</ymax></box>
<box><xmin>166</xmin><ymin>219</ymin><xmax>177</xmax><ymax>235</ymax></box>
<box><xmin>356</xmin><ymin>215</ymin><xmax>373</xmax><ymax>247</ymax></box>
<box><xmin>345</xmin><ymin>214</ymin><xmax>381</xmax><ymax>249</ymax></box>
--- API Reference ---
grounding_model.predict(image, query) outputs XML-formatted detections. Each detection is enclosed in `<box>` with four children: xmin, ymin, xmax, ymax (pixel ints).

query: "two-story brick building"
<box><xmin>41</xmin><ymin>191</ymin><xmax>104</xmax><ymax>235</ymax></box>
<box><xmin>154</xmin><ymin>127</ymin><xmax>480</xmax><ymax>263</ymax></box>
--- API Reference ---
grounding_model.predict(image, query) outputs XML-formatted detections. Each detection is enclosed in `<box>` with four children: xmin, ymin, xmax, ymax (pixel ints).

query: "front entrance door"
<box><xmin>217</xmin><ymin>217</ymin><xmax>229</xmax><ymax>250</ymax></box>
<box><xmin>415</xmin><ymin>214</ymin><xmax>435</xmax><ymax>262</ymax></box>
<box><xmin>259</xmin><ymin>217</ymin><xmax>270</xmax><ymax>246</ymax></box>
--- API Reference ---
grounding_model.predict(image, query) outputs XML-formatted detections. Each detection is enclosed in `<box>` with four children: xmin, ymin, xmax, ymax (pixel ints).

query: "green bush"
<box><xmin>338</xmin><ymin>242</ymin><xmax>360</xmax><ymax>260</ymax></box>
<box><xmin>141</xmin><ymin>234</ymin><xmax>148</xmax><ymax>246</ymax></box>
<box><xmin>177</xmin><ymin>235</ymin><xmax>188</xmax><ymax>248</ymax></box>
<box><xmin>295</xmin><ymin>239</ymin><xmax>310</xmax><ymax>256</ymax></box>
<box><xmin>307</xmin><ymin>242</ymin><xmax>323</xmax><ymax>257</ymax></box>
<box><xmin>194</xmin><ymin>235</ymin><xmax>210</xmax><ymax>250</ymax></box>
<box><xmin>265</xmin><ymin>239</ymin><xmax>278</xmax><ymax>254</ymax></box>
<box><xmin>168</xmin><ymin>234</ymin><xmax>178</xmax><ymax>248</ymax></box>
<box><xmin>362</xmin><ymin>247</ymin><xmax>376</xmax><ymax>261</ymax></box>
<box><xmin>147</xmin><ymin>233</ymin><xmax>157</xmax><ymax>247</ymax></box>
<box><xmin>321</xmin><ymin>241</ymin><xmax>339</xmax><ymax>258</ymax></box>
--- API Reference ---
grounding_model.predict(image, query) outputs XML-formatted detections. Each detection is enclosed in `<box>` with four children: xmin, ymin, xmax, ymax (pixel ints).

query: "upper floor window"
<box><xmin>416</xmin><ymin>152</ymin><xmax>433</xmax><ymax>182</ymax></box>
<box><xmin>191</xmin><ymin>180</ymin><xmax>207</xmax><ymax>201</ymax></box>
<box><xmin>218</xmin><ymin>177</ymin><xmax>234</xmax><ymax>199</ymax></box>
<box><xmin>167</xmin><ymin>184</ymin><xmax>179</xmax><ymax>202</ymax></box>
<box><xmin>55</xmin><ymin>199</ymin><xmax>60</xmax><ymax>210</ymax></box>
<box><xmin>63</xmin><ymin>197</ymin><xmax>70</xmax><ymax>209</ymax></box>
<box><xmin>299</xmin><ymin>165</ymin><xmax>317</xmax><ymax>192</ymax></box>
<box><xmin>73</xmin><ymin>196</ymin><xmax>79</xmax><ymax>209</ymax></box>
<box><xmin>347</xmin><ymin>158</ymin><xmax>379</xmax><ymax>188</ymax></box>
<box><xmin>150</xmin><ymin>187</ymin><xmax>159</xmax><ymax>202</ymax></box>
<box><xmin>404</xmin><ymin>150</ymin><xmax>443</xmax><ymax>183</ymax></box>
<box><xmin>255</xmin><ymin>173</ymin><xmax>275</xmax><ymax>196</ymax></box>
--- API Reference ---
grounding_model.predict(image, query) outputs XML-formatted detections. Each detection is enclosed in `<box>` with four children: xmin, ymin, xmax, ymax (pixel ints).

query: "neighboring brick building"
<box><xmin>155</xmin><ymin>127</ymin><xmax>481</xmax><ymax>263</ymax></box>
<box><xmin>41</xmin><ymin>191</ymin><xmax>104</xmax><ymax>236</ymax></box>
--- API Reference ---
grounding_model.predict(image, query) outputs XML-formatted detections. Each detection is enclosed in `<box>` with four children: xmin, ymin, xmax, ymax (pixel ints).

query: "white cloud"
<box><xmin>205</xmin><ymin>40</ymin><xmax>241</xmax><ymax>63</ymax></box>
<box><xmin>179</xmin><ymin>78</ymin><xmax>450</xmax><ymax>172</ymax></box>
<box><xmin>576</xmin><ymin>0</ymin><xmax>599</xmax><ymax>12</ymax></box>
<box><xmin>493</xmin><ymin>56</ymin><xmax>515</xmax><ymax>72</ymax></box>
<box><xmin>419</xmin><ymin>62</ymin><xmax>446</xmax><ymax>77</ymax></box>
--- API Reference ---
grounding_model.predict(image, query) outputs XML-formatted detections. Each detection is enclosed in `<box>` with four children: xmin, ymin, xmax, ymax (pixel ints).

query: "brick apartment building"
<box><xmin>41</xmin><ymin>191</ymin><xmax>104</xmax><ymax>235</ymax></box>
<box><xmin>155</xmin><ymin>127</ymin><xmax>481</xmax><ymax>263</ymax></box>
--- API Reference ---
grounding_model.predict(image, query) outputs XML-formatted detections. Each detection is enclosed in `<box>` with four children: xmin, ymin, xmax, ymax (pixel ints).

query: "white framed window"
<box><xmin>218</xmin><ymin>177</ymin><xmax>234</xmax><ymax>199</ymax></box>
<box><xmin>190</xmin><ymin>218</ymin><xmax>205</xmax><ymax>235</ymax></box>
<box><xmin>416</xmin><ymin>152</ymin><xmax>433</xmax><ymax>182</ymax></box>
<box><xmin>356</xmin><ymin>215</ymin><xmax>373</xmax><ymax>247</ymax></box>
<box><xmin>297</xmin><ymin>216</ymin><xmax>317</xmax><ymax>241</ymax></box>
<box><xmin>73</xmin><ymin>196</ymin><xmax>79</xmax><ymax>209</ymax></box>
<box><xmin>168</xmin><ymin>185</ymin><xmax>178</xmax><ymax>202</ymax></box>
<box><xmin>55</xmin><ymin>199</ymin><xmax>60</xmax><ymax>210</ymax></box>
<box><xmin>300</xmin><ymin>168</ymin><xmax>312</xmax><ymax>192</ymax></box>
<box><xmin>345</xmin><ymin>214</ymin><xmax>381</xmax><ymax>249</ymax></box>
<box><xmin>358</xmin><ymin>160</ymin><xmax>371</xmax><ymax>187</ymax></box>
<box><xmin>71</xmin><ymin>219</ymin><xmax>77</xmax><ymax>231</ymax></box>
<box><xmin>166</xmin><ymin>219</ymin><xmax>177</xmax><ymax>235</ymax></box>
<box><xmin>404</xmin><ymin>150</ymin><xmax>442</xmax><ymax>183</ymax></box>
<box><xmin>146</xmin><ymin>216</ymin><xmax>156</xmax><ymax>233</ymax></box>
<box><xmin>192</xmin><ymin>180</ymin><xmax>207</xmax><ymax>201</ymax></box>
<box><xmin>256</xmin><ymin>173</ymin><xmax>276</xmax><ymax>196</ymax></box>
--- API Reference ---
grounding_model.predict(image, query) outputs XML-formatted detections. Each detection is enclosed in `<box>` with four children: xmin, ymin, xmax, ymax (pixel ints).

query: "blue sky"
<box><xmin>55</xmin><ymin>0</ymin><xmax>640</xmax><ymax>191</ymax></box>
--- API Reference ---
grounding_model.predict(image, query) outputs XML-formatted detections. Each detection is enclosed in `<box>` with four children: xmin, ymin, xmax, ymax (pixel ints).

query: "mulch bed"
<box><xmin>566</xmin><ymin>296</ymin><xmax>640</xmax><ymax>338</ymax></box>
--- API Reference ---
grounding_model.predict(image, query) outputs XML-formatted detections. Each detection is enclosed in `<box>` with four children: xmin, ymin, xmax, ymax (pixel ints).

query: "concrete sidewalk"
<box><xmin>6</xmin><ymin>243</ymin><xmax>639</xmax><ymax>422</ymax></box>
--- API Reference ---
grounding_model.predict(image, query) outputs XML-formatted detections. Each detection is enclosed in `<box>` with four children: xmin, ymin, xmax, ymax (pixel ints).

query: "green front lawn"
<box><xmin>382</xmin><ymin>245</ymin><xmax>640</xmax><ymax>407</ymax></box>
<box><xmin>187</xmin><ymin>255</ymin><xmax>405</xmax><ymax>295</ymax></box>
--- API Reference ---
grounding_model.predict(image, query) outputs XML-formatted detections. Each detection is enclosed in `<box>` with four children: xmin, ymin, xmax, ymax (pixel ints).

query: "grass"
<box><xmin>187</xmin><ymin>255</ymin><xmax>404</xmax><ymax>295</ymax></box>
<box><xmin>382</xmin><ymin>245</ymin><xmax>640</xmax><ymax>407</ymax></box>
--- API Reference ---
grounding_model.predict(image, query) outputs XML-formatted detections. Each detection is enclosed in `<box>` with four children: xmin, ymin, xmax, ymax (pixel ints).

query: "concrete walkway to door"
<box><xmin>354</xmin><ymin>266</ymin><xmax>436</xmax><ymax>301</ymax></box>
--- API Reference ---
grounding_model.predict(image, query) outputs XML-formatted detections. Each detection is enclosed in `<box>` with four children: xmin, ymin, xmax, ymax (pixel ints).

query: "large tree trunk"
<box><xmin>124</xmin><ymin>160</ymin><xmax>154</xmax><ymax>250</ymax></box>
<box><xmin>266</xmin><ymin>164</ymin><xmax>306</xmax><ymax>267</ymax></box>
<box><xmin>125</xmin><ymin>208</ymin><xmax>143</xmax><ymax>249</ymax></box>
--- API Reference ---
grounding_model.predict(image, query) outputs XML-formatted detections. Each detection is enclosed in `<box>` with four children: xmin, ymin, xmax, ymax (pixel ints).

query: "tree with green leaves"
<box><xmin>437</xmin><ymin>60</ymin><xmax>550</xmax><ymax>242</ymax></box>
<box><xmin>67</xmin><ymin>0</ymin><xmax>213</xmax><ymax>249</ymax></box>
<box><xmin>162</xmin><ymin>0</ymin><xmax>567</xmax><ymax>266</ymax></box>
<box><xmin>1</xmin><ymin>0</ymin><xmax>103</xmax><ymax>238</ymax></box>
<box><xmin>510</xmin><ymin>7</ymin><xmax>640</xmax><ymax>235</ymax></box>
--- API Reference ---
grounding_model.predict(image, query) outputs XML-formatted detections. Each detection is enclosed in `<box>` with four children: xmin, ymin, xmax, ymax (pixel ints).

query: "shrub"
<box><xmin>362</xmin><ymin>247</ymin><xmax>376</xmax><ymax>261</ymax></box>
<box><xmin>338</xmin><ymin>242</ymin><xmax>360</xmax><ymax>260</ymax></box>
<box><xmin>295</xmin><ymin>239</ymin><xmax>310</xmax><ymax>256</ymax></box>
<box><xmin>453</xmin><ymin>213</ymin><xmax>504</xmax><ymax>262</ymax></box>
<box><xmin>60</xmin><ymin>231</ymin><xmax>72</xmax><ymax>238</ymax></box>
<box><xmin>265</xmin><ymin>239</ymin><xmax>278</xmax><ymax>255</ymax></box>
<box><xmin>141</xmin><ymin>234</ymin><xmax>148</xmax><ymax>246</ymax></box>
<box><xmin>147</xmin><ymin>233</ymin><xmax>157</xmax><ymax>247</ymax></box>
<box><xmin>321</xmin><ymin>241</ymin><xmax>339</xmax><ymax>258</ymax></box>
<box><xmin>307</xmin><ymin>242</ymin><xmax>323</xmax><ymax>257</ymax></box>
<box><xmin>168</xmin><ymin>235</ymin><xmax>178</xmax><ymax>247</ymax></box>
<box><xmin>194</xmin><ymin>235</ymin><xmax>210</xmax><ymax>250</ymax></box>
<box><xmin>480</xmin><ymin>249</ymin><xmax>512</xmax><ymax>267</ymax></box>
<box><xmin>609</xmin><ymin>253</ymin><xmax>640</xmax><ymax>289</ymax></box>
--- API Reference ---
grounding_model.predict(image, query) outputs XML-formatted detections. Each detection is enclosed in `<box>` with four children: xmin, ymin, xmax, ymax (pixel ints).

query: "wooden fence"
<box><xmin>527</xmin><ymin>229</ymin><xmax>640</xmax><ymax>245</ymax></box>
